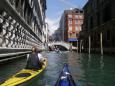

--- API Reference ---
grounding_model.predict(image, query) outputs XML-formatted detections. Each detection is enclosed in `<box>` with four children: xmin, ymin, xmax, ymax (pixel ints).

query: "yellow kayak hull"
<box><xmin>0</xmin><ymin>59</ymin><xmax>47</xmax><ymax>86</ymax></box>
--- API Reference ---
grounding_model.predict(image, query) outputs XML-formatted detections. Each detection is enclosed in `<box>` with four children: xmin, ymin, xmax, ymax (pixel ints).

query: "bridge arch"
<box><xmin>48</xmin><ymin>42</ymin><xmax>71</xmax><ymax>50</ymax></box>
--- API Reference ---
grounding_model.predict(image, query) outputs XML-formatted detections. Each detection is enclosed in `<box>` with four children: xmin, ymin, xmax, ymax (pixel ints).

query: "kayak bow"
<box><xmin>0</xmin><ymin>58</ymin><xmax>47</xmax><ymax>86</ymax></box>
<box><xmin>55</xmin><ymin>64</ymin><xmax>77</xmax><ymax>86</ymax></box>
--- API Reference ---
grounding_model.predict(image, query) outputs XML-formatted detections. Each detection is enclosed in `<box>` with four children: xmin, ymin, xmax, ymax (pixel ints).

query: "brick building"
<box><xmin>59</xmin><ymin>8</ymin><xmax>84</xmax><ymax>47</ymax></box>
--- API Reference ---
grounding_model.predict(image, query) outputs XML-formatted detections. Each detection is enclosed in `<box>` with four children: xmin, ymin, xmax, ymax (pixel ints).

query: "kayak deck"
<box><xmin>55</xmin><ymin>64</ymin><xmax>76</xmax><ymax>86</ymax></box>
<box><xmin>0</xmin><ymin>59</ymin><xmax>47</xmax><ymax>86</ymax></box>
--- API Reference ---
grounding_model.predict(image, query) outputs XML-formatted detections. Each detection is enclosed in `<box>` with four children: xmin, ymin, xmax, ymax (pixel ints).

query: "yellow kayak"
<box><xmin>0</xmin><ymin>58</ymin><xmax>47</xmax><ymax>86</ymax></box>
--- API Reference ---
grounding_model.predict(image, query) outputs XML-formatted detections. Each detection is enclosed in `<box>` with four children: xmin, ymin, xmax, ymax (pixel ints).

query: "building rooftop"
<box><xmin>64</xmin><ymin>8</ymin><xmax>83</xmax><ymax>14</ymax></box>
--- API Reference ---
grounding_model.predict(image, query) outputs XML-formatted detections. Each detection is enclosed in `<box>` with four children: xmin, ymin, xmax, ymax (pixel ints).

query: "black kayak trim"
<box><xmin>15</xmin><ymin>73</ymin><xmax>31</xmax><ymax>77</ymax></box>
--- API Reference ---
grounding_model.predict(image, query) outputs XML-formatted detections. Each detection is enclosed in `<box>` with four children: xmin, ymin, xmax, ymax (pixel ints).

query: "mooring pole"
<box><xmin>89</xmin><ymin>35</ymin><xmax>91</xmax><ymax>54</ymax></box>
<box><xmin>100</xmin><ymin>32</ymin><xmax>103</xmax><ymax>55</ymax></box>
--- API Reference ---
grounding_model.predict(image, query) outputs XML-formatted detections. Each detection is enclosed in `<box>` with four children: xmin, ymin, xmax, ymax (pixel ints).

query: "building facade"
<box><xmin>80</xmin><ymin>0</ymin><xmax>115</xmax><ymax>54</ymax></box>
<box><xmin>42</xmin><ymin>23</ymin><xmax>49</xmax><ymax>43</ymax></box>
<box><xmin>59</xmin><ymin>8</ymin><xmax>84</xmax><ymax>46</ymax></box>
<box><xmin>52</xmin><ymin>29</ymin><xmax>62</xmax><ymax>41</ymax></box>
<box><xmin>0</xmin><ymin>0</ymin><xmax>46</xmax><ymax>58</ymax></box>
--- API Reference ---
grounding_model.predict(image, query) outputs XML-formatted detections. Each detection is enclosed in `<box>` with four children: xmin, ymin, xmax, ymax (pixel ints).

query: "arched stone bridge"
<box><xmin>48</xmin><ymin>41</ymin><xmax>71</xmax><ymax>50</ymax></box>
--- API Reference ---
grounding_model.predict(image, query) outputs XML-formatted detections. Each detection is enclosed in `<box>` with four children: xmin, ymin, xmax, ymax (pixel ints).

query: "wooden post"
<box><xmin>100</xmin><ymin>32</ymin><xmax>103</xmax><ymax>55</ymax></box>
<box><xmin>88</xmin><ymin>54</ymin><xmax>91</xmax><ymax>68</ymax></box>
<box><xmin>89</xmin><ymin>35</ymin><xmax>91</xmax><ymax>54</ymax></box>
<box><xmin>70</xmin><ymin>42</ymin><xmax>72</xmax><ymax>51</ymax></box>
<box><xmin>100</xmin><ymin>56</ymin><xmax>104</xmax><ymax>69</ymax></box>
<box><xmin>77</xmin><ymin>41</ymin><xmax>78</xmax><ymax>53</ymax></box>
<box><xmin>80</xmin><ymin>40</ymin><xmax>81</xmax><ymax>53</ymax></box>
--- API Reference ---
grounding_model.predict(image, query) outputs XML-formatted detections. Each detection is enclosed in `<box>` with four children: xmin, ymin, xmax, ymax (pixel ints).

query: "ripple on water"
<box><xmin>1</xmin><ymin>52</ymin><xmax>115</xmax><ymax>86</ymax></box>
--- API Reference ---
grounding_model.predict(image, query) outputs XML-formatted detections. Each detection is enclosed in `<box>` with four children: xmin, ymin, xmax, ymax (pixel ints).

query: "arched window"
<box><xmin>24</xmin><ymin>1</ymin><xmax>28</xmax><ymax>21</ymax></box>
<box><xmin>9</xmin><ymin>0</ymin><xmax>16</xmax><ymax>5</ymax></box>
<box><xmin>15</xmin><ymin>0</ymin><xmax>19</xmax><ymax>9</ymax></box>
<box><xmin>0</xmin><ymin>23</ymin><xmax>2</xmax><ymax>34</ymax></box>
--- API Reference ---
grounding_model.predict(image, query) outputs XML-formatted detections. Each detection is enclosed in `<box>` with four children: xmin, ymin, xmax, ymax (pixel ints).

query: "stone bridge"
<box><xmin>48</xmin><ymin>41</ymin><xmax>71</xmax><ymax>50</ymax></box>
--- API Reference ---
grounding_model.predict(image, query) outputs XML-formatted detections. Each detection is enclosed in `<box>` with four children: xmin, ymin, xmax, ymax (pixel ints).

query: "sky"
<box><xmin>46</xmin><ymin>0</ymin><xmax>88</xmax><ymax>35</ymax></box>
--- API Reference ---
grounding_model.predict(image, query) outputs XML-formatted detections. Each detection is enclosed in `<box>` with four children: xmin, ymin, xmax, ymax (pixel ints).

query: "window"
<box><xmin>79</xmin><ymin>27</ymin><xmax>81</xmax><ymax>31</ymax></box>
<box><xmin>75</xmin><ymin>11</ymin><xmax>78</xmax><ymax>13</ymax></box>
<box><xmin>80</xmin><ymin>20</ymin><xmax>83</xmax><ymax>24</ymax></box>
<box><xmin>97</xmin><ymin>12</ymin><xmax>100</xmax><ymax>25</ymax></box>
<box><xmin>31</xmin><ymin>1</ymin><xmax>34</xmax><ymax>8</ymax></box>
<box><xmin>106</xmin><ymin>30</ymin><xmax>110</xmax><ymax>41</ymax></box>
<box><xmin>68</xmin><ymin>14</ymin><xmax>72</xmax><ymax>18</ymax></box>
<box><xmin>75</xmin><ymin>20</ymin><xmax>78</xmax><ymax>24</ymax></box>
<box><xmin>93</xmin><ymin>0</ymin><xmax>97</xmax><ymax>9</ymax></box>
<box><xmin>15</xmin><ymin>0</ymin><xmax>19</xmax><ymax>8</ymax></box>
<box><xmin>75</xmin><ymin>15</ymin><xmax>78</xmax><ymax>18</ymax></box>
<box><xmin>68</xmin><ymin>19</ymin><xmax>72</xmax><ymax>24</ymax></box>
<box><xmin>103</xmin><ymin>5</ymin><xmax>111</xmax><ymax>22</ymax></box>
<box><xmin>80</xmin><ymin>11</ymin><xmax>83</xmax><ymax>13</ymax></box>
<box><xmin>79</xmin><ymin>15</ymin><xmax>83</xmax><ymax>19</ymax></box>
<box><xmin>0</xmin><ymin>23</ymin><xmax>2</xmax><ymax>34</ymax></box>
<box><xmin>76</xmin><ymin>27</ymin><xmax>79</xmax><ymax>31</ymax></box>
<box><xmin>68</xmin><ymin>26</ymin><xmax>72</xmax><ymax>31</ymax></box>
<box><xmin>90</xmin><ymin>16</ymin><xmax>93</xmax><ymax>29</ymax></box>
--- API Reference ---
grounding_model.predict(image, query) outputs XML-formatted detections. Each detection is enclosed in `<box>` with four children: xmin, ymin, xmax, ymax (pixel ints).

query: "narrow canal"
<box><xmin>0</xmin><ymin>51</ymin><xmax>115</xmax><ymax>86</ymax></box>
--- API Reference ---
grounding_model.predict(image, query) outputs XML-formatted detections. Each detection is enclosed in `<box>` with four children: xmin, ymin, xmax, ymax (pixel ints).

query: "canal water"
<box><xmin>0</xmin><ymin>51</ymin><xmax>115</xmax><ymax>86</ymax></box>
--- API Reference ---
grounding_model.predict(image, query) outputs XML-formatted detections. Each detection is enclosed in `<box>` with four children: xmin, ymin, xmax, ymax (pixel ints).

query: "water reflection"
<box><xmin>0</xmin><ymin>52</ymin><xmax>115</xmax><ymax>86</ymax></box>
<box><xmin>100</xmin><ymin>56</ymin><xmax>104</xmax><ymax>70</ymax></box>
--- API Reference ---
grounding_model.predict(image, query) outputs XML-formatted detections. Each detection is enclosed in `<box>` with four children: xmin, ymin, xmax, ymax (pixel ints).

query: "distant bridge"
<box><xmin>48</xmin><ymin>41</ymin><xmax>71</xmax><ymax>50</ymax></box>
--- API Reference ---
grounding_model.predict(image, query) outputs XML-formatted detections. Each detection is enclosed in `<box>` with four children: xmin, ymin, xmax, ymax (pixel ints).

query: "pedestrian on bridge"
<box><xmin>25</xmin><ymin>47</ymin><xmax>45</xmax><ymax>70</ymax></box>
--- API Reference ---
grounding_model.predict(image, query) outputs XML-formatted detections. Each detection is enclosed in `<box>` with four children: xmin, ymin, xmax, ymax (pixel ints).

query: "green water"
<box><xmin>0</xmin><ymin>51</ymin><xmax>115</xmax><ymax>86</ymax></box>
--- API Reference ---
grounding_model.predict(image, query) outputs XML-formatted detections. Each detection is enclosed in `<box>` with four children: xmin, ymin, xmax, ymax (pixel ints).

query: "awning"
<box><xmin>68</xmin><ymin>38</ymin><xmax>78</xmax><ymax>42</ymax></box>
